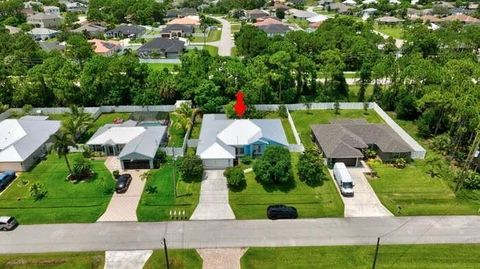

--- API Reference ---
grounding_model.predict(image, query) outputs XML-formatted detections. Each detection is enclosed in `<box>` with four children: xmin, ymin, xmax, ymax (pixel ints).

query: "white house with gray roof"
<box><xmin>86</xmin><ymin>120</ymin><xmax>167</xmax><ymax>169</ymax></box>
<box><xmin>0</xmin><ymin>117</ymin><xmax>60</xmax><ymax>171</ymax></box>
<box><xmin>196</xmin><ymin>114</ymin><xmax>288</xmax><ymax>169</ymax></box>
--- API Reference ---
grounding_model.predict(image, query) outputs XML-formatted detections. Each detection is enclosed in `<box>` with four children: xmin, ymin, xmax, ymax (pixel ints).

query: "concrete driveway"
<box><xmin>190</xmin><ymin>170</ymin><xmax>235</xmax><ymax>220</ymax></box>
<box><xmin>329</xmin><ymin>162</ymin><xmax>393</xmax><ymax>217</ymax></box>
<box><xmin>97</xmin><ymin>157</ymin><xmax>148</xmax><ymax>222</ymax></box>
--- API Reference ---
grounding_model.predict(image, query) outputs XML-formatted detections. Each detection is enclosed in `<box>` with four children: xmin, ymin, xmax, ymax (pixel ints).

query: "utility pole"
<box><xmin>163</xmin><ymin>238</ymin><xmax>170</xmax><ymax>269</ymax></box>
<box><xmin>172</xmin><ymin>149</ymin><xmax>176</xmax><ymax>198</ymax></box>
<box><xmin>372</xmin><ymin>237</ymin><xmax>380</xmax><ymax>269</ymax></box>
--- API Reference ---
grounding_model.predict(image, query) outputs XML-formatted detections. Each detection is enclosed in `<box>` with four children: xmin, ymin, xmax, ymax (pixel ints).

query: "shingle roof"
<box><xmin>138</xmin><ymin>38</ymin><xmax>185</xmax><ymax>53</ymax></box>
<box><xmin>161</xmin><ymin>24</ymin><xmax>194</xmax><ymax>34</ymax></box>
<box><xmin>72</xmin><ymin>23</ymin><xmax>106</xmax><ymax>33</ymax></box>
<box><xmin>258</xmin><ymin>24</ymin><xmax>291</xmax><ymax>34</ymax></box>
<box><xmin>28</xmin><ymin>13</ymin><xmax>61</xmax><ymax>20</ymax></box>
<box><xmin>106</xmin><ymin>24</ymin><xmax>145</xmax><ymax>35</ymax></box>
<box><xmin>311</xmin><ymin>119</ymin><xmax>413</xmax><ymax>159</ymax></box>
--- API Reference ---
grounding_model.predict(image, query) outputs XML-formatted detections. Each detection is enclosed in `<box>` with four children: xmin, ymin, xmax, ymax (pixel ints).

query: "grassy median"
<box><xmin>242</xmin><ymin>244</ymin><xmax>480</xmax><ymax>269</ymax></box>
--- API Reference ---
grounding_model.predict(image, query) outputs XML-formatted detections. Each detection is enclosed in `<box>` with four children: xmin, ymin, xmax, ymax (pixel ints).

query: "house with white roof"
<box><xmin>86</xmin><ymin>120</ymin><xmax>167</xmax><ymax>169</ymax></box>
<box><xmin>196</xmin><ymin>114</ymin><xmax>289</xmax><ymax>169</ymax></box>
<box><xmin>0</xmin><ymin>117</ymin><xmax>60</xmax><ymax>171</ymax></box>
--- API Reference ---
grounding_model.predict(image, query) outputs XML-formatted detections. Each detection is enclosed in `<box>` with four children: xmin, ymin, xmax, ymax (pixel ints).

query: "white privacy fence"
<box><xmin>0</xmin><ymin>102</ymin><xmax>426</xmax><ymax>159</ymax></box>
<box><xmin>255</xmin><ymin>102</ymin><xmax>426</xmax><ymax>159</ymax></box>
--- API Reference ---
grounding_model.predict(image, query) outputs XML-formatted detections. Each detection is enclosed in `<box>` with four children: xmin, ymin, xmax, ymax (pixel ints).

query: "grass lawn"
<box><xmin>367</xmin><ymin>112</ymin><xmax>480</xmax><ymax>216</ymax></box>
<box><xmin>264</xmin><ymin>112</ymin><xmax>296</xmax><ymax>144</ymax></box>
<box><xmin>189</xmin><ymin>115</ymin><xmax>202</xmax><ymax>139</ymax></box>
<box><xmin>191</xmin><ymin>29</ymin><xmax>221</xmax><ymax>42</ymax></box>
<box><xmin>137</xmin><ymin>162</ymin><xmax>201</xmax><ymax>221</ymax></box>
<box><xmin>80</xmin><ymin>112</ymin><xmax>131</xmax><ymax>143</ymax></box>
<box><xmin>374</xmin><ymin>24</ymin><xmax>404</xmax><ymax>39</ymax></box>
<box><xmin>369</xmin><ymin>160</ymin><xmax>480</xmax><ymax>215</ymax></box>
<box><xmin>204</xmin><ymin>45</ymin><xmax>218</xmax><ymax>56</ymax></box>
<box><xmin>0</xmin><ymin>154</ymin><xmax>114</xmax><ymax>224</ymax></box>
<box><xmin>231</xmin><ymin>47</ymin><xmax>237</xmax><ymax>56</ymax></box>
<box><xmin>147</xmin><ymin>63</ymin><xmax>180</xmax><ymax>71</ymax></box>
<box><xmin>144</xmin><ymin>249</ymin><xmax>202</xmax><ymax>269</ymax></box>
<box><xmin>231</xmin><ymin>24</ymin><xmax>241</xmax><ymax>32</ymax></box>
<box><xmin>287</xmin><ymin>18</ymin><xmax>309</xmax><ymax>29</ymax></box>
<box><xmin>349</xmin><ymin>84</ymin><xmax>374</xmax><ymax>101</ymax></box>
<box><xmin>229</xmin><ymin>153</ymin><xmax>344</xmax><ymax>219</ymax></box>
<box><xmin>291</xmin><ymin>109</ymin><xmax>383</xmax><ymax>148</ymax></box>
<box><xmin>241</xmin><ymin>244</ymin><xmax>480</xmax><ymax>269</ymax></box>
<box><xmin>0</xmin><ymin>252</ymin><xmax>105</xmax><ymax>269</ymax></box>
<box><xmin>168</xmin><ymin>113</ymin><xmax>186</xmax><ymax>147</ymax></box>
<box><xmin>46</xmin><ymin>113</ymin><xmax>69</xmax><ymax>121</ymax></box>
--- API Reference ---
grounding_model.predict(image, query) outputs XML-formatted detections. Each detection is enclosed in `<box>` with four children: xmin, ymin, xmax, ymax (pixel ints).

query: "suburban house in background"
<box><xmin>28</xmin><ymin>27</ymin><xmax>58</xmax><ymax>40</ymax></box>
<box><xmin>88</xmin><ymin>39</ymin><xmax>122</xmax><ymax>56</ymax></box>
<box><xmin>254</xmin><ymin>18</ymin><xmax>291</xmax><ymax>36</ymax></box>
<box><xmin>197</xmin><ymin>114</ymin><xmax>289</xmax><ymax>169</ymax></box>
<box><xmin>137</xmin><ymin>38</ymin><xmax>185</xmax><ymax>59</ymax></box>
<box><xmin>43</xmin><ymin>5</ymin><xmax>60</xmax><ymax>15</ymax></box>
<box><xmin>311</xmin><ymin>119</ymin><xmax>413</xmax><ymax>167</ymax></box>
<box><xmin>27</xmin><ymin>13</ymin><xmax>63</xmax><ymax>28</ymax></box>
<box><xmin>160</xmin><ymin>24</ymin><xmax>194</xmax><ymax>38</ymax></box>
<box><xmin>73</xmin><ymin>23</ymin><xmax>107</xmax><ymax>37</ymax></box>
<box><xmin>86</xmin><ymin>120</ymin><xmax>167</xmax><ymax>169</ymax></box>
<box><xmin>105</xmin><ymin>24</ymin><xmax>146</xmax><ymax>39</ymax></box>
<box><xmin>0</xmin><ymin>116</ymin><xmax>60</xmax><ymax>171</ymax></box>
<box><xmin>246</xmin><ymin>9</ymin><xmax>269</xmax><ymax>20</ymax></box>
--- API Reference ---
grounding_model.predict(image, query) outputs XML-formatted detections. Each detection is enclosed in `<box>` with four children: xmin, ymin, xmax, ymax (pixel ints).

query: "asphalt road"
<box><xmin>1</xmin><ymin>216</ymin><xmax>480</xmax><ymax>254</ymax></box>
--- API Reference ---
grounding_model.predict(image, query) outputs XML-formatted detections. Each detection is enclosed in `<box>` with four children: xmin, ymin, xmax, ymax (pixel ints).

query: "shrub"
<box><xmin>334</xmin><ymin>101</ymin><xmax>340</xmax><ymax>114</ymax></box>
<box><xmin>298</xmin><ymin>149</ymin><xmax>325</xmax><ymax>185</ymax></box>
<box><xmin>180</xmin><ymin>154</ymin><xmax>204</xmax><ymax>181</ymax></box>
<box><xmin>112</xmin><ymin>170</ymin><xmax>120</xmax><ymax>179</ymax></box>
<box><xmin>241</xmin><ymin>156</ymin><xmax>253</xmax><ymax>165</ymax></box>
<box><xmin>364</xmin><ymin>148</ymin><xmax>377</xmax><ymax>159</ymax></box>
<box><xmin>464</xmin><ymin>171</ymin><xmax>480</xmax><ymax>190</ymax></box>
<box><xmin>431</xmin><ymin>134</ymin><xmax>452</xmax><ymax>154</ymax></box>
<box><xmin>145</xmin><ymin>184</ymin><xmax>158</xmax><ymax>194</ymax></box>
<box><xmin>30</xmin><ymin>183</ymin><xmax>47</xmax><ymax>201</ymax></box>
<box><xmin>71</xmin><ymin>157</ymin><xmax>93</xmax><ymax>181</ymax></box>
<box><xmin>224</xmin><ymin>167</ymin><xmax>246</xmax><ymax>188</ymax></box>
<box><xmin>82</xmin><ymin>145</ymin><xmax>92</xmax><ymax>158</ymax></box>
<box><xmin>277</xmin><ymin>104</ymin><xmax>288</xmax><ymax>118</ymax></box>
<box><xmin>393</xmin><ymin>158</ymin><xmax>407</xmax><ymax>169</ymax></box>
<box><xmin>154</xmin><ymin>149</ymin><xmax>167</xmax><ymax>167</ymax></box>
<box><xmin>253</xmin><ymin>146</ymin><xmax>292</xmax><ymax>184</ymax></box>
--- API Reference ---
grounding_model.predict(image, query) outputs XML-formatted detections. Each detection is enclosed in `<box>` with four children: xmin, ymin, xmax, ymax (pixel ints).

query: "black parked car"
<box><xmin>267</xmin><ymin>204</ymin><xmax>298</xmax><ymax>220</ymax></box>
<box><xmin>0</xmin><ymin>171</ymin><xmax>16</xmax><ymax>191</ymax></box>
<box><xmin>115</xmin><ymin>174</ymin><xmax>132</xmax><ymax>193</ymax></box>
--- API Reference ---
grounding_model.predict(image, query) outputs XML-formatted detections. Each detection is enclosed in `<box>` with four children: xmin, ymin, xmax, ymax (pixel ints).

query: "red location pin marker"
<box><xmin>234</xmin><ymin>91</ymin><xmax>247</xmax><ymax>118</ymax></box>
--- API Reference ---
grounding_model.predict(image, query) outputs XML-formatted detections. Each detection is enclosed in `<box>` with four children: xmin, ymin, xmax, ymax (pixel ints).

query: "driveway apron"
<box><xmin>191</xmin><ymin>170</ymin><xmax>235</xmax><ymax>220</ymax></box>
<box><xmin>97</xmin><ymin>157</ymin><xmax>148</xmax><ymax>222</ymax></box>
<box><xmin>329</xmin><ymin>162</ymin><xmax>393</xmax><ymax>217</ymax></box>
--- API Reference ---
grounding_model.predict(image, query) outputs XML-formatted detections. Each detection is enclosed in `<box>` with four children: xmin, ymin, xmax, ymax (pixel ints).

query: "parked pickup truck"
<box><xmin>333</xmin><ymin>163</ymin><xmax>354</xmax><ymax>197</ymax></box>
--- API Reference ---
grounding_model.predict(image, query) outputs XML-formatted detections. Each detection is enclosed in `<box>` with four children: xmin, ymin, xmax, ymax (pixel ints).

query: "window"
<box><xmin>253</xmin><ymin>144</ymin><xmax>261</xmax><ymax>155</ymax></box>
<box><xmin>236</xmin><ymin>147</ymin><xmax>244</xmax><ymax>156</ymax></box>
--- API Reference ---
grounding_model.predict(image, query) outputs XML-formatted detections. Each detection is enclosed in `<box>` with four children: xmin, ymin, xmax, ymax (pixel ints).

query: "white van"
<box><xmin>333</xmin><ymin>162</ymin><xmax>354</xmax><ymax>197</ymax></box>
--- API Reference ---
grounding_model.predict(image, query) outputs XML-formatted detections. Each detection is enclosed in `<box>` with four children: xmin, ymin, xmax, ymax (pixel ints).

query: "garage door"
<box><xmin>203</xmin><ymin>159</ymin><xmax>232</xmax><ymax>170</ymax></box>
<box><xmin>122</xmin><ymin>160</ymin><xmax>151</xmax><ymax>169</ymax></box>
<box><xmin>332</xmin><ymin>158</ymin><xmax>357</xmax><ymax>167</ymax></box>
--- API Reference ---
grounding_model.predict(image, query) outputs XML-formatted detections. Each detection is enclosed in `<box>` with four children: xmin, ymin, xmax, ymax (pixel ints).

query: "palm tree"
<box><xmin>63</xmin><ymin>105</ymin><xmax>93</xmax><ymax>143</ymax></box>
<box><xmin>171</xmin><ymin>103</ymin><xmax>201</xmax><ymax>133</ymax></box>
<box><xmin>52</xmin><ymin>132</ymin><xmax>75</xmax><ymax>175</ymax></box>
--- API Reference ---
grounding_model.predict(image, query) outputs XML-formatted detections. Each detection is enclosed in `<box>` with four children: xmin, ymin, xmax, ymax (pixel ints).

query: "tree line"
<box><xmin>0</xmin><ymin>16</ymin><xmax>479</xmax><ymax>173</ymax></box>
